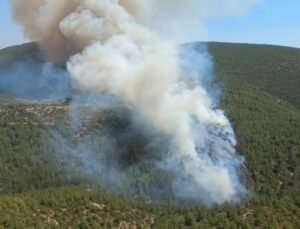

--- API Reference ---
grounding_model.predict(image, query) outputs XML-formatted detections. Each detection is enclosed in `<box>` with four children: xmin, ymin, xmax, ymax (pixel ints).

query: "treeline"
<box><xmin>0</xmin><ymin>187</ymin><xmax>299</xmax><ymax>228</ymax></box>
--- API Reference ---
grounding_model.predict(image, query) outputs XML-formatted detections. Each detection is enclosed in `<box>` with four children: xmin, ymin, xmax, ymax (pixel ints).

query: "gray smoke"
<box><xmin>0</xmin><ymin>60</ymin><xmax>72</xmax><ymax>100</ymax></box>
<box><xmin>8</xmin><ymin>0</ymin><xmax>258</xmax><ymax>204</ymax></box>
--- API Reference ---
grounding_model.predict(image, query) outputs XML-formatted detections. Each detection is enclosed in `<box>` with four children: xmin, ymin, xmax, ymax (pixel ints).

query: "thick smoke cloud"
<box><xmin>8</xmin><ymin>0</ymin><xmax>256</xmax><ymax>204</ymax></box>
<box><xmin>9</xmin><ymin>0</ymin><xmax>259</xmax><ymax>61</ymax></box>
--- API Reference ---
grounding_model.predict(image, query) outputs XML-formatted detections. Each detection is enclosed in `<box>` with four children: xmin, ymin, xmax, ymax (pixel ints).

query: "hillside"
<box><xmin>0</xmin><ymin>42</ymin><xmax>43</xmax><ymax>68</ymax></box>
<box><xmin>0</xmin><ymin>42</ymin><xmax>299</xmax><ymax>228</ymax></box>
<box><xmin>209</xmin><ymin>42</ymin><xmax>300</xmax><ymax>109</ymax></box>
<box><xmin>209</xmin><ymin>42</ymin><xmax>300</xmax><ymax>197</ymax></box>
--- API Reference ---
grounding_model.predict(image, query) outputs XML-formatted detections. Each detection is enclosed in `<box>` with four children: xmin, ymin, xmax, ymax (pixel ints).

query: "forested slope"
<box><xmin>0</xmin><ymin>42</ymin><xmax>298</xmax><ymax>228</ymax></box>
<box><xmin>209</xmin><ymin>42</ymin><xmax>300</xmax><ymax>197</ymax></box>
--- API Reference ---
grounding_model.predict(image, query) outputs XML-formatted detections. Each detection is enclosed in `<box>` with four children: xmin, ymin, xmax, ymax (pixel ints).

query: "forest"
<box><xmin>0</xmin><ymin>42</ymin><xmax>299</xmax><ymax>228</ymax></box>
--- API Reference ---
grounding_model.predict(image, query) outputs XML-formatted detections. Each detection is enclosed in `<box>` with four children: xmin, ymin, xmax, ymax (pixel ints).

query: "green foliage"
<box><xmin>0</xmin><ymin>42</ymin><xmax>299</xmax><ymax>228</ymax></box>
<box><xmin>209</xmin><ymin>42</ymin><xmax>300</xmax><ymax>197</ymax></box>
<box><xmin>209</xmin><ymin>42</ymin><xmax>300</xmax><ymax>109</ymax></box>
<box><xmin>0</xmin><ymin>122</ymin><xmax>69</xmax><ymax>194</ymax></box>
<box><xmin>0</xmin><ymin>187</ymin><xmax>298</xmax><ymax>228</ymax></box>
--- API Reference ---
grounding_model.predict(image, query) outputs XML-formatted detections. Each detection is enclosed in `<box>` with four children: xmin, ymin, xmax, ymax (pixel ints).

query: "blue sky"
<box><xmin>205</xmin><ymin>0</ymin><xmax>300</xmax><ymax>48</ymax></box>
<box><xmin>1</xmin><ymin>0</ymin><xmax>300</xmax><ymax>49</ymax></box>
<box><xmin>0</xmin><ymin>0</ymin><xmax>28</xmax><ymax>48</ymax></box>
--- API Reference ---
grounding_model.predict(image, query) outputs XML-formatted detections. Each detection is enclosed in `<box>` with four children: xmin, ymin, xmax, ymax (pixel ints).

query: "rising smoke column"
<box><xmin>9</xmin><ymin>0</ymin><xmax>257</xmax><ymax>204</ymax></box>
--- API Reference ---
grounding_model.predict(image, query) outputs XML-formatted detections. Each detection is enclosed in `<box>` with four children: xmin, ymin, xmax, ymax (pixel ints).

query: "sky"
<box><xmin>0</xmin><ymin>0</ymin><xmax>300</xmax><ymax>49</ymax></box>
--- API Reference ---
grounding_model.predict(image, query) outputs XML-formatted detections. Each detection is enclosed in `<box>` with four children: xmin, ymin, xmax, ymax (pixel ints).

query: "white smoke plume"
<box><xmin>9</xmin><ymin>0</ymin><xmax>257</xmax><ymax>204</ymax></box>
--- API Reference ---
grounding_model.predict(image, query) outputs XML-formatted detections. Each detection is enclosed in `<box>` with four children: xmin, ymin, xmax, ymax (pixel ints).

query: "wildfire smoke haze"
<box><xmin>8</xmin><ymin>0</ymin><xmax>256</xmax><ymax>204</ymax></box>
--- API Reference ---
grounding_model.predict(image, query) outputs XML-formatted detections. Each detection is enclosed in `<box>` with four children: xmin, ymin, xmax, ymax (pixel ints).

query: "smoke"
<box><xmin>9</xmin><ymin>0</ymin><xmax>259</xmax><ymax>61</ymax></box>
<box><xmin>8</xmin><ymin>0</ymin><xmax>257</xmax><ymax>204</ymax></box>
<box><xmin>0</xmin><ymin>60</ymin><xmax>73</xmax><ymax>100</ymax></box>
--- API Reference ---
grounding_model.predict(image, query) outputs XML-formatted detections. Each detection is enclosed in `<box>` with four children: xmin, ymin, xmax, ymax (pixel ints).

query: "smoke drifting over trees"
<box><xmin>7</xmin><ymin>0</ymin><xmax>258</xmax><ymax>204</ymax></box>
